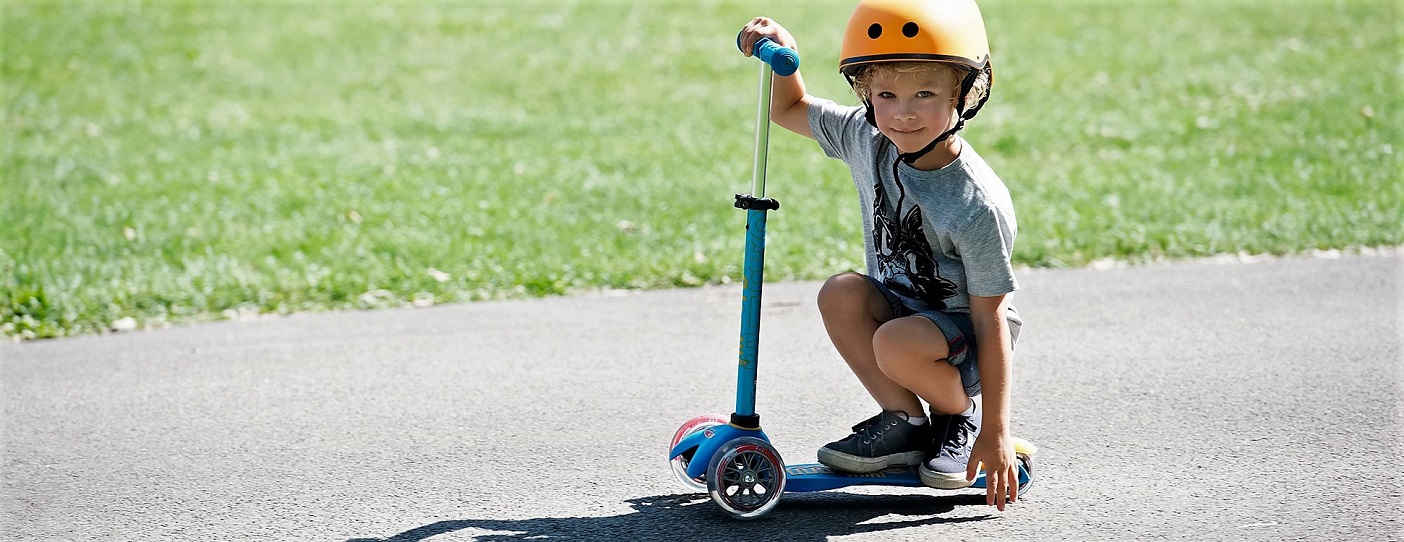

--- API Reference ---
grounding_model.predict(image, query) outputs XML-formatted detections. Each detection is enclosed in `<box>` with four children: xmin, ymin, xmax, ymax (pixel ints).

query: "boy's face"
<box><xmin>867</xmin><ymin>69</ymin><xmax>960</xmax><ymax>155</ymax></box>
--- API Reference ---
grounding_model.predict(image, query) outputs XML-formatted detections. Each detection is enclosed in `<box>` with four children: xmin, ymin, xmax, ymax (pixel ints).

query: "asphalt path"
<box><xmin>3</xmin><ymin>251</ymin><xmax>1401</xmax><ymax>541</ymax></box>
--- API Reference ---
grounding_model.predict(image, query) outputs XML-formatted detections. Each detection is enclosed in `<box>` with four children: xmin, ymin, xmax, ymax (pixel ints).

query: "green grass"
<box><xmin>3</xmin><ymin>0</ymin><xmax>1399</xmax><ymax>339</ymax></box>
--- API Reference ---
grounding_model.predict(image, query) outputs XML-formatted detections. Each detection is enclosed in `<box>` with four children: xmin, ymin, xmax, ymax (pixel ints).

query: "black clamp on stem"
<box><xmin>730</xmin><ymin>413</ymin><xmax>761</xmax><ymax>429</ymax></box>
<box><xmin>734</xmin><ymin>194</ymin><xmax>780</xmax><ymax>211</ymax></box>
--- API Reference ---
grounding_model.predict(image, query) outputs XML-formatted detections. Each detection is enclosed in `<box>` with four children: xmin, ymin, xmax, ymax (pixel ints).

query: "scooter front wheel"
<box><xmin>707</xmin><ymin>436</ymin><xmax>786</xmax><ymax>519</ymax></box>
<box><xmin>669</xmin><ymin>414</ymin><xmax>728</xmax><ymax>491</ymax></box>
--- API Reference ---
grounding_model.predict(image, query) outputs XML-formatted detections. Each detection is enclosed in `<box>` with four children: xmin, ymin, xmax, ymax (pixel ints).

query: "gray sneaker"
<box><xmin>817</xmin><ymin>410</ymin><xmax>930</xmax><ymax>473</ymax></box>
<box><xmin>919</xmin><ymin>400</ymin><xmax>981</xmax><ymax>489</ymax></box>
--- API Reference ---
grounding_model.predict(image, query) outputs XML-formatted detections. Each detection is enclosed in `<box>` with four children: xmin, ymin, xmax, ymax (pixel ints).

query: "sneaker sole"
<box><xmin>918</xmin><ymin>465</ymin><xmax>976</xmax><ymax>489</ymax></box>
<box><xmin>816</xmin><ymin>448</ymin><xmax>923</xmax><ymax>474</ymax></box>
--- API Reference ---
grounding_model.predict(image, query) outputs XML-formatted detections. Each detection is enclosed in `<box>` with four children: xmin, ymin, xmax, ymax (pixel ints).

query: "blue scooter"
<box><xmin>666</xmin><ymin>38</ymin><xmax>1037</xmax><ymax>520</ymax></box>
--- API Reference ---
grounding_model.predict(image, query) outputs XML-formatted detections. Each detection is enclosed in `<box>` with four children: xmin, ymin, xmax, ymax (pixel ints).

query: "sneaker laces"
<box><xmin>848</xmin><ymin>412</ymin><xmax>885</xmax><ymax>435</ymax></box>
<box><xmin>940</xmin><ymin>414</ymin><xmax>977</xmax><ymax>454</ymax></box>
<box><xmin>858</xmin><ymin>411</ymin><xmax>905</xmax><ymax>445</ymax></box>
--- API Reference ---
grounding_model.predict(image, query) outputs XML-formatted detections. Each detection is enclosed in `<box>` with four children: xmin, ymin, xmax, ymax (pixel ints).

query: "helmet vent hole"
<box><xmin>867</xmin><ymin>23</ymin><xmax>882</xmax><ymax>39</ymax></box>
<box><xmin>902</xmin><ymin>22</ymin><xmax>919</xmax><ymax>38</ymax></box>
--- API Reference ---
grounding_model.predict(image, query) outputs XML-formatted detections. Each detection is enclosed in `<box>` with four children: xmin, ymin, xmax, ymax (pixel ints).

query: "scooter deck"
<box><xmin>783</xmin><ymin>462</ymin><xmax>1030</xmax><ymax>493</ymax></box>
<box><xmin>784</xmin><ymin>464</ymin><xmax>926</xmax><ymax>491</ymax></box>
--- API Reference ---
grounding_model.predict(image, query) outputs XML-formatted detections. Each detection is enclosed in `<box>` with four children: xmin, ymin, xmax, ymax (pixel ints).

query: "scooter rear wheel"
<box><xmin>706</xmin><ymin>436</ymin><xmax>786</xmax><ymax>519</ymax></box>
<box><xmin>1017</xmin><ymin>453</ymin><xmax>1035</xmax><ymax>496</ymax></box>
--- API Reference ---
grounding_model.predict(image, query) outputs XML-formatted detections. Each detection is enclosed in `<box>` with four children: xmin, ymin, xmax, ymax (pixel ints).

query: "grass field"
<box><xmin>3</xmin><ymin>0</ymin><xmax>1399</xmax><ymax>339</ymax></box>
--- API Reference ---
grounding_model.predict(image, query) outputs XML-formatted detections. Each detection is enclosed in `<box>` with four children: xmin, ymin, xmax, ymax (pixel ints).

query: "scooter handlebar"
<box><xmin>741</xmin><ymin>36</ymin><xmax>800</xmax><ymax>77</ymax></box>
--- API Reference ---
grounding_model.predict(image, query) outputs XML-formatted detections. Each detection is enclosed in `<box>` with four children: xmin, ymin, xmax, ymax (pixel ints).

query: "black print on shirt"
<box><xmin>873</xmin><ymin>177</ymin><xmax>958</xmax><ymax>310</ymax></box>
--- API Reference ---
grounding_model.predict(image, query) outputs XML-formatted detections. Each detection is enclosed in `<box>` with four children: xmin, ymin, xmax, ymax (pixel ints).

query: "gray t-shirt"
<box><xmin>808</xmin><ymin>98</ymin><xmax>1021</xmax><ymax>326</ymax></box>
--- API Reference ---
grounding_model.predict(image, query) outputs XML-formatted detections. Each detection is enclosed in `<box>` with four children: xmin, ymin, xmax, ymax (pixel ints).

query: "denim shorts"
<box><xmin>864</xmin><ymin>276</ymin><xmax>1021</xmax><ymax>397</ymax></box>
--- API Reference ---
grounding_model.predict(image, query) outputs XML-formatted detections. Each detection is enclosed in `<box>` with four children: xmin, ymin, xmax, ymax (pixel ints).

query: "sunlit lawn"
<box><xmin>2</xmin><ymin>0</ymin><xmax>1399</xmax><ymax>339</ymax></box>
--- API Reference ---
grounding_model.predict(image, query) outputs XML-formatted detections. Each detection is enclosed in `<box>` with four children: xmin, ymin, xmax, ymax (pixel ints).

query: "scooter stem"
<box><xmin>750</xmin><ymin>63</ymin><xmax>772</xmax><ymax>198</ymax></box>
<box><xmin>734</xmin><ymin>61</ymin><xmax>776</xmax><ymax>422</ymax></box>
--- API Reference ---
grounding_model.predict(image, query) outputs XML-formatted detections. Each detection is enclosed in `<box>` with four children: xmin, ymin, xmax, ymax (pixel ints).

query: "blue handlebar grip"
<box><xmin>744</xmin><ymin>37</ymin><xmax>800</xmax><ymax>77</ymax></box>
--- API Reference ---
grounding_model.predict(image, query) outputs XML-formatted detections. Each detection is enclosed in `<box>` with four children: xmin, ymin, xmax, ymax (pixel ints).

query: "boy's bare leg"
<box><xmin>872</xmin><ymin>316</ymin><xmax>968</xmax><ymax>415</ymax></box>
<box><xmin>817</xmin><ymin>273</ymin><xmax>925</xmax><ymax>417</ymax></box>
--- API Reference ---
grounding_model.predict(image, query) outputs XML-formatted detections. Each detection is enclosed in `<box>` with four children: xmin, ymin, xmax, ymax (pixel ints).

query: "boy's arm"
<box><xmin>737</xmin><ymin>17</ymin><xmax>815</xmax><ymax>139</ymax></box>
<box><xmin>967</xmin><ymin>293</ymin><xmax>1019</xmax><ymax>510</ymax></box>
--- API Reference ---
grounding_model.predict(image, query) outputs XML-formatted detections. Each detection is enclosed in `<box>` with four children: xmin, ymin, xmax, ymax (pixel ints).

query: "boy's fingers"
<box><xmin>739</xmin><ymin>31</ymin><xmax>760</xmax><ymax>56</ymax></box>
<box><xmin>1008</xmin><ymin>465</ymin><xmax>1019</xmax><ymax>504</ymax></box>
<box><xmin>993</xmin><ymin>466</ymin><xmax>1017</xmax><ymax>511</ymax></box>
<box><xmin>739</xmin><ymin>16</ymin><xmax>778</xmax><ymax>56</ymax></box>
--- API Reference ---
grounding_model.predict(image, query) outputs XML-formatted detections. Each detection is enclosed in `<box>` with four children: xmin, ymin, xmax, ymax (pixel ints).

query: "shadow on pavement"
<box><xmin>348</xmin><ymin>492</ymin><xmax>990</xmax><ymax>542</ymax></box>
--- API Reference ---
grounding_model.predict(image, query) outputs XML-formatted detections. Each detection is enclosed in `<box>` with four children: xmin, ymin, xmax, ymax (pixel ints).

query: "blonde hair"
<box><xmin>852</xmin><ymin>61</ymin><xmax>990</xmax><ymax>114</ymax></box>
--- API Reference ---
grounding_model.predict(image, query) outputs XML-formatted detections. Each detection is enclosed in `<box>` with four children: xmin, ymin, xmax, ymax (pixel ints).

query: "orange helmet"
<box><xmin>839</xmin><ymin>0</ymin><xmax>993</xmax><ymax>121</ymax></box>
<box><xmin>839</xmin><ymin>0</ymin><xmax>990</xmax><ymax>75</ymax></box>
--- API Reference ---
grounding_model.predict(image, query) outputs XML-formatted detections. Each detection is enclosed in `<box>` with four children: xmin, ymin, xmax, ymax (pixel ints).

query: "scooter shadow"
<box><xmin>347</xmin><ymin>491</ymin><xmax>991</xmax><ymax>542</ymax></box>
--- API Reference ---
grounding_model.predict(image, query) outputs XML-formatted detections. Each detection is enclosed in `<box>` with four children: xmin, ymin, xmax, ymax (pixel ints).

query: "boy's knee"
<box><xmin>817</xmin><ymin>272</ymin><xmax>870</xmax><ymax>314</ymax></box>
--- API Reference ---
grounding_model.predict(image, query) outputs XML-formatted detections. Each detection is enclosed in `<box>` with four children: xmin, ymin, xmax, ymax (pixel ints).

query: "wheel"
<box><xmin>669</xmin><ymin>414</ymin><xmax>728</xmax><ymax>491</ymax></box>
<box><xmin>706</xmin><ymin>436</ymin><xmax>785</xmax><ymax>519</ymax></box>
<box><xmin>1016</xmin><ymin>453</ymin><xmax>1035</xmax><ymax>496</ymax></box>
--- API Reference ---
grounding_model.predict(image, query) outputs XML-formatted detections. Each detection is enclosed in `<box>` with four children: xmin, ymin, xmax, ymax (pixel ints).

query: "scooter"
<box><xmin>666</xmin><ymin>38</ymin><xmax>1037</xmax><ymax>520</ymax></box>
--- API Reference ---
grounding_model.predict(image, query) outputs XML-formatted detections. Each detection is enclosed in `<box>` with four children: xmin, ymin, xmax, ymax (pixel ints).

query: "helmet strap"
<box><xmin>898</xmin><ymin>118</ymin><xmax>964</xmax><ymax>164</ymax></box>
<box><xmin>957</xmin><ymin>65</ymin><xmax>990</xmax><ymax>121</ymax></box>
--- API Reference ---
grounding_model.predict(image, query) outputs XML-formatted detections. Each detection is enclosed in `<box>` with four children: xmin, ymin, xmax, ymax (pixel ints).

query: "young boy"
<box><xmin>738</xmin><ymin>0</ymin><xmax>1024</xmax><ymax>509</ymax></box>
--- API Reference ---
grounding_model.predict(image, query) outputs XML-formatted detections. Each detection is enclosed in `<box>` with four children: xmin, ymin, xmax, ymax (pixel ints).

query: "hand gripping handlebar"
<box><xmin>739</xmin><ymin>36</ymin><xmax>800</xmax><ymax>76</ymax></box>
